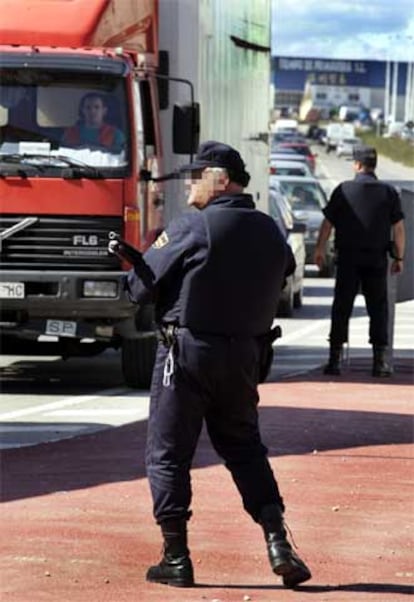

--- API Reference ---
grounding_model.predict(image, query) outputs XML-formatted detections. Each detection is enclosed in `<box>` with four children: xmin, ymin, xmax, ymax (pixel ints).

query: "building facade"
<box><xmin>271</xmin><ymin>56</ymin><xmax>414</xmax><ymax>123</ymax></box>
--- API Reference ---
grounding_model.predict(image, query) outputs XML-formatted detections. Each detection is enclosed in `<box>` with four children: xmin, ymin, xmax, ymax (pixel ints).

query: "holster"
<box><xmin>157</xmin><ymin>324</ymin><xmax>178</xmax><ymax>348</ymax></box>
<box><xmin>258</xmin><ymin>325</ymin><xmax>282</xmax><ymax>383</ymax></box>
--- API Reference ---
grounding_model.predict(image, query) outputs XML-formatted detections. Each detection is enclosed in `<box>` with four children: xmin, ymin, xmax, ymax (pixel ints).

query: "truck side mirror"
<box><xmin>157</xmin><ymin>50</ymin><xmax>169</xmax><ymax>110</ymax></box>
<box><xmin>173</xmin><ymin>102</ymin><xmax>200</xmax><ymax>154</ymax></box>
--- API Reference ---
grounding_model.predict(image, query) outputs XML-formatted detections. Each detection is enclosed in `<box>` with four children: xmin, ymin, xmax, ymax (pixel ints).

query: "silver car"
<box><xmin>269</xmin><ymin>182</ymin><xmax>307</xmax><ymax>316</ymax></box>
<box><xmin>270</xmin><ymin>175</ymin><xmax>336</xmax><ymax>277</ymax></box>
<box><xmin>336</xmin><ymin>136</ymin><xmax>362</xmax><ymax>158</ymax></box>
<box><xmin>270</xmin><ymin>158</ymin><xmax>313</xmax><ymax>177</ymax></box>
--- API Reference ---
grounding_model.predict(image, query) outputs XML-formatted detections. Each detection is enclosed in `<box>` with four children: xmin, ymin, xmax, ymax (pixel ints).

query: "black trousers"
<box><xmin>329</xmin><ymin>255</ymin><xmax>389</xmax><ymax>346</ymax></box>
<box><xmin>146</xmin><ymin>328</ymin><xmax>284</xmax><ymax>525</ymax></box>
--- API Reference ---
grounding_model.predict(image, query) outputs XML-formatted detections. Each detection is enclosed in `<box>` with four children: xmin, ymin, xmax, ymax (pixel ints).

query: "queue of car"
<box><xmin>269</xmin><ymin>181</ymin><xmax>306</xmax><ymax>317</ymax></box>
<box><xmin>269</xmin><ymin>126</ymin><xmax>335</xmax><ymax>317</ymax></box>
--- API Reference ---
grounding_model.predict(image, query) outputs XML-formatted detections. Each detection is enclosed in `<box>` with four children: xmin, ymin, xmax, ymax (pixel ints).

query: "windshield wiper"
<box><xmin>0</xmin><ymin>153</ymin><xmax>103</xmax><ymax>178</ymax></box>
<box><xmin>52</xmin><ymin>154</ymin><xmax>104</xmax><ymax>178</ymax></box>
<box><xmin>0</xmin><ymin>154</ymin><xmax>44</xmax><ymax>177</ymax></box>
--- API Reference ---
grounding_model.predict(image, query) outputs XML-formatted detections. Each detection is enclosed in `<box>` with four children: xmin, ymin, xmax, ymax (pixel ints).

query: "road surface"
<box><xmin>1</xmin><ymin>149</ymin><xmax>412</xmax><ymax>449</ymax></box>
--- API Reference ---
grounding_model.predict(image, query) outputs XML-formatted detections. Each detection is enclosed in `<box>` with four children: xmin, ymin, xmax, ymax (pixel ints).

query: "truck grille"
<box><xmin>0</xmin><ymin>215</ymin><xmax>123</xmax><ymax>271</ymax></box>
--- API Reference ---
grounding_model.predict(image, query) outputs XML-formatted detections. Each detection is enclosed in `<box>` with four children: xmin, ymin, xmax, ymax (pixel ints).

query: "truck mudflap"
<box><xmin>121</xmin><ymin>336</ymin><xmax>157</xmax><ymax>389</ymax></box>
<box><xmin>119</xmin><ymin>303</ymin><xmax>157</xmax><ymax>389</ymax></box>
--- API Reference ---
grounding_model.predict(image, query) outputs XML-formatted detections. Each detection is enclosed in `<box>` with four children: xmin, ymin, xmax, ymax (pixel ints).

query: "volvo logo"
<box><xmin>0</xmin><ymin>217</ymin><xmax>39</xmax><ymax>253</ymax></box>
<box><xmin>73</xmin><ymin>234</ymin><xmax>98</xmax><ymax>246</ymax></box>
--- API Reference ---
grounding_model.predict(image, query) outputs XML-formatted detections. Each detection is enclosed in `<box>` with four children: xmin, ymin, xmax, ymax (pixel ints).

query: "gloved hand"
<box><xmin>107</xmin><ymin>232</ymin><xmax>143</xmax><ymax>264</ymax></box>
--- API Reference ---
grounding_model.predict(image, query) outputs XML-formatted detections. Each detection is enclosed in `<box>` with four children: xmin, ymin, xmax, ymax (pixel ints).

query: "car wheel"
<box><xmin>293</xmin><ymin>287</ymin><xmax>303</xmax><ymax>308</ymax></box>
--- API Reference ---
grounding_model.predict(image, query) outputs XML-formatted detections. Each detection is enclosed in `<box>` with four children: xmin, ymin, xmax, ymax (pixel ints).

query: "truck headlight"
<box><xmin>82</xmin><ymin>281</ymin><xmax>118</xmax><ymax>298</ymax></box>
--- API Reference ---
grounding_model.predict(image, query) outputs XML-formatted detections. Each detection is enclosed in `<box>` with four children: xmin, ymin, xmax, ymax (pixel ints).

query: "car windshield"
<box><xmin>272</xmin><ymin>165</ymin><xmax>307</xmax><ymax>176</ymax></box>
<box><xmin>0</xmin><ymin>68</ymin><xmax>129</xmax><ymax>173</ymax></box>
<box><xmin>343</xmin><ymin>138</ymin><xmax>360</xmax><ymax>144</ymax></box>
<box><xmin>281</xmin><ymin>181</ymin><xmax>327</xmax><ymax>210</ymax></box>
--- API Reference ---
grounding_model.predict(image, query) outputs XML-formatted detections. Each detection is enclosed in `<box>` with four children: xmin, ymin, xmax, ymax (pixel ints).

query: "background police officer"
<box><xmin>314</xmin><ymin>144</ymin><xmax>405</xmax><ymax>376</ymax></box>
<box><xmin>110</xmin><ymin>141</ymin><xmax>311</xmax><ymax>589</ymax></box>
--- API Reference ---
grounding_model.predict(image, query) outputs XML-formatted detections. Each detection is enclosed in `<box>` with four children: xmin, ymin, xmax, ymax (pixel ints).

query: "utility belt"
<box><xmin>156</xmin><ymin>323</ymin><xmax>282</xmax><ymax>386</ymax></box>
<box><xmin>156</xmin><ymin>324</ymin><xmax>179</xmax><ymax>387</ymax></box>
<box><xmin>157</xmin><ymin>323</ymin><xmax>179</xmax><ymax>347</ymax></box>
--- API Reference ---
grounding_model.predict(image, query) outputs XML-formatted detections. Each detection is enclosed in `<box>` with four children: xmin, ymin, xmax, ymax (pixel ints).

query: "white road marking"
<box><xmin>0</xmin><ymin>425</ymin><xmax>91</xmax><ymax>432</ymax></box>
<box><xmin>0</xmin><ymin>387</ymin><xmax>130</xmax><ymax>420</ymax></box>
<box><xmin>275</xmin><ymin>320</ymin><xmax>326</xmax><ymax>345</ymax></box>
<box><xmin>44</xmin><ymin>407</ymin><xmax>149</xmax><ymax>417</ymax></box>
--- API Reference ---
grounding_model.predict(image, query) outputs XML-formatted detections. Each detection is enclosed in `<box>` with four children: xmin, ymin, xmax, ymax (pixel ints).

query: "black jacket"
<box><xmin>323</xmin><ymin>172</ymin><xmax>404</xmax><ymax>257</ymax></box>
<box><xmin>125</xmin><ymin>193</ymin><xmax>295</xmax><ymax>336</ymax></box>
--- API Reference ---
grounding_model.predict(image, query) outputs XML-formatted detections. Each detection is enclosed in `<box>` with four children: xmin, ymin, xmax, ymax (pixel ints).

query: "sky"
<box><xmin>272</xmin><ymin>0</ymin><xmax>414</xmax><ymax>61</ymax></box>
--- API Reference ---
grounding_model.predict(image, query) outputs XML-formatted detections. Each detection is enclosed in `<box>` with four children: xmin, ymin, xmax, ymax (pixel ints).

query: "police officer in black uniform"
<box><xmin>314</xmin><ymin>144</ymin><xmax>405</xmax><ymax>376</ymax></box>
<box><xmin>109</xmin><ymin>141</ymin><xmax>311</xmax><ymax>589</ymax></box>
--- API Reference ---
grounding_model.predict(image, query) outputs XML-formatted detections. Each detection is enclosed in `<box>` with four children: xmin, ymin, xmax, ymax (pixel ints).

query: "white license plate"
<box><xmin>45</xmin><ymin>320</ymin><xmax>77</xmax><ymax>337</ymax></box>
<box><xmin>0</xmin><ymin>282</ymin><xmax>25</xmax><ymax>298</ymax></box>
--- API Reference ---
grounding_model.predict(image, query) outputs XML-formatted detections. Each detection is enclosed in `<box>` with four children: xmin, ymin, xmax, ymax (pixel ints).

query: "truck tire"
<box><xmin>121</xmin><ymin>336</ymin><xmax>157</xmax><ymax>389</ymax></box>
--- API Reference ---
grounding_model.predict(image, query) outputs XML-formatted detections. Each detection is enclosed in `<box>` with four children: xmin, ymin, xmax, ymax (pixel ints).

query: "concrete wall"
<box><xmin>159</xmin><ymin>0</ymin><xmax>272</xmax><ymax>221</ymax></box>
<box><xmin>385</xmin><ymin>182</ymin><xmax>412</xmax><ymax>363</ymax></box>
<box><xmin>397</xmin><ymin>184</ymin><xmax>414</xmax><ymax>302</ymax></box>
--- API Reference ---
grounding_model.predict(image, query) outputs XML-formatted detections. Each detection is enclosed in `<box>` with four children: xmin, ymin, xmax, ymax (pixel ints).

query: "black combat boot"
<box><xmin>372</xmin><ymin>345</ymin><xmax>392</xmax><ymax>377</ymax></box>
<box><xmin>146</xmin><ymin>518</ymin><xmax>194</xmax><ymax>587</ymax></box>
<box><xmin>323</xmin><ymin>343</ymin><xmax>342</xmax><ymax>375</ymax></box>
<box><xmin>259</xmin><ymin>504</ymin><xmax>311</xmax><ymax>588</ymax></box>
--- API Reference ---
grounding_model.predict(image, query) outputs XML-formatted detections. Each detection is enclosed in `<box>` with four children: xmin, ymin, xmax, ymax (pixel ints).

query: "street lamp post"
<box><xmin>390</xmin><ymin>61</ymin><xmax>399</xmax><ymax>123</ymax></box>
<box><xmin>384</xmin><ymin>60</ymin><xmax>391</xmax><ymax>123</ymax></box>
<box><xmin>385</xmin><ymin>34</ymin><xmax>414</xmax><ymax>125</ymax></box>
<box><xmin>404</xmin><ymin>61</ymin><xmax>414</xmax><ymax>122</ymax></box>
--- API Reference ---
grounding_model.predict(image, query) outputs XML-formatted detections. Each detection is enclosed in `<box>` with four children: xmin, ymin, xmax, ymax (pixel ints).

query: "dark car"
<box><xmin>271</xmin><ymin>175</ymin><xmax>336</xmax><ymax>277</ymax></box>
<box><xmin>269</xmin><ymin>182</ymin><xmax>307</xmax><ymax>317</ymax></box>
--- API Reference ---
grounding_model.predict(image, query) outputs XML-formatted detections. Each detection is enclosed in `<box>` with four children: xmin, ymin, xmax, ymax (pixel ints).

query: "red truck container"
<box><xmin>0</xmin><ymin>0</ymin><xmax>198</xmax><ymax>387</ymax></box>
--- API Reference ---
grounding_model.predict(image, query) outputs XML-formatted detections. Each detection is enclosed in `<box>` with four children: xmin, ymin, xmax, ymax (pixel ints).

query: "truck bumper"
<box><xmin>0</xmin><ymin>270</ymin><xmax>137</xmax><ymax>342</ymax></box>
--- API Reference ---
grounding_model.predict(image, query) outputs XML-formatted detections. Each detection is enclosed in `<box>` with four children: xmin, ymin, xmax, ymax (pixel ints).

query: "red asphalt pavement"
<box><xmin>1</xmin><ymin>357</ymin><xmax>413</xmax><ymax>602</ymax></box>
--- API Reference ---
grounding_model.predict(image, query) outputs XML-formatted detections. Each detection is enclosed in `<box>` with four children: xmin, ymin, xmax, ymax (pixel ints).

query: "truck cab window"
<box><xmin>0</xmin><ymin>69</ymin><xmax>130</xmax><ymax>172</ymax></box>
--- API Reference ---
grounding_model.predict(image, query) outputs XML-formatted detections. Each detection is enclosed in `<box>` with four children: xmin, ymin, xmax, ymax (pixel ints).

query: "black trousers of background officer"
<box><xmin>329</xmin><ymin>253</ymin><xmax>389</xmax><ymax>346</ymax></box>
<box><xmin>146</xmin><ymin>328</ymin><xmax>284</xmax><ymax>525</ymax></box>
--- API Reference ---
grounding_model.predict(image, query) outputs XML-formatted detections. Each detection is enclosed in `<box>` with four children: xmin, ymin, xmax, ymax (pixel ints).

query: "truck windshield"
<box><xmin>0</xmin><ymin>68</ymin><xmax>129</xmax><ymax>173</ymax></box>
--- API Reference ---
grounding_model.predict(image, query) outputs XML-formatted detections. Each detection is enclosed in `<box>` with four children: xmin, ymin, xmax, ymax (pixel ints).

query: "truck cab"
<box><xmin>0</xmin><ymin>0</ymin><xmax>199</xmax><ymax>388</ymax></box>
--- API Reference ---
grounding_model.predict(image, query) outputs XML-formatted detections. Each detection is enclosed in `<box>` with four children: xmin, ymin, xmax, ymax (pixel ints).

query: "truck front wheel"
<box><xmin>121</xmin><ymin>336</ymin><xmax>157</xmax><ymax>389</ymax></box>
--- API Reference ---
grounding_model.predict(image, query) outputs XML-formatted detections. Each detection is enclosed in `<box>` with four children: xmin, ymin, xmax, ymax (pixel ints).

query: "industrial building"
<box><xmin>271</xmin><ymin>56</ymin><xmax>414</xmax><ymax>124</ymax></box>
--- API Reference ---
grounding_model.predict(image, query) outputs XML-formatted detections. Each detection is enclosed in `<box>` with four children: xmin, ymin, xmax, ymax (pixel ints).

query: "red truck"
<box><xmin>0</xmin><ymin>0</ymin><xmax>198</xmax><ymax>387</ymax></box>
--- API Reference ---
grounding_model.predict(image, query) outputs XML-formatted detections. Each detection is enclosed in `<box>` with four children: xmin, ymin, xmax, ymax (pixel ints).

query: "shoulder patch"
<box><xmin>152</xmin><ymin>231</ymin><xmax>169</xmax><ymax>249</ymax></box>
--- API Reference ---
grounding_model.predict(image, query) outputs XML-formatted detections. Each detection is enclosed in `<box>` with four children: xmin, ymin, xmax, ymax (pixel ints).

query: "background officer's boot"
<box><xmin>323</xmin><ymin>343</ymin><xmax>342</xmax><ymax>375</ymax></box>
<box><xmin>146</xmin><ymin>518</ymin><xmax>194</xmax><ymax>587</ymax></box>
<box><xmin>259</xmin><ymin>504</ymin><xmax>311</xmax><ymax>588</ymax></box>
<box><xmin>372</xmin><ymin>345</ymin><xmax>392</xmax><ymax>377</ymax></box>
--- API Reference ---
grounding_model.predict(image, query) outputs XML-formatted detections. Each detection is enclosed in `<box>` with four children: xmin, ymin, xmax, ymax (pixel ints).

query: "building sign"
<box><xmin>278</xmin><ymin>57</ymin><xmax>367</xmax><ymax>74</ymax></box>
<box><xmin>274</xmin><ymin>57</ymin><xmax>370</xmax><ymax>87</ymax></box>
<box><xmin>272</xmin><ymin>56</ymin><xmax>408</xmax><ymax>92</ymax></box>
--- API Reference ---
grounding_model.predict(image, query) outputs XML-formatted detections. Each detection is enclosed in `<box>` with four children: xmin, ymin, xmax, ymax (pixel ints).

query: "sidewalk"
<box><xmin>1</xmin><ymin>358</ymin><xmax>413</xmax><ymax>602</ymax></box>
